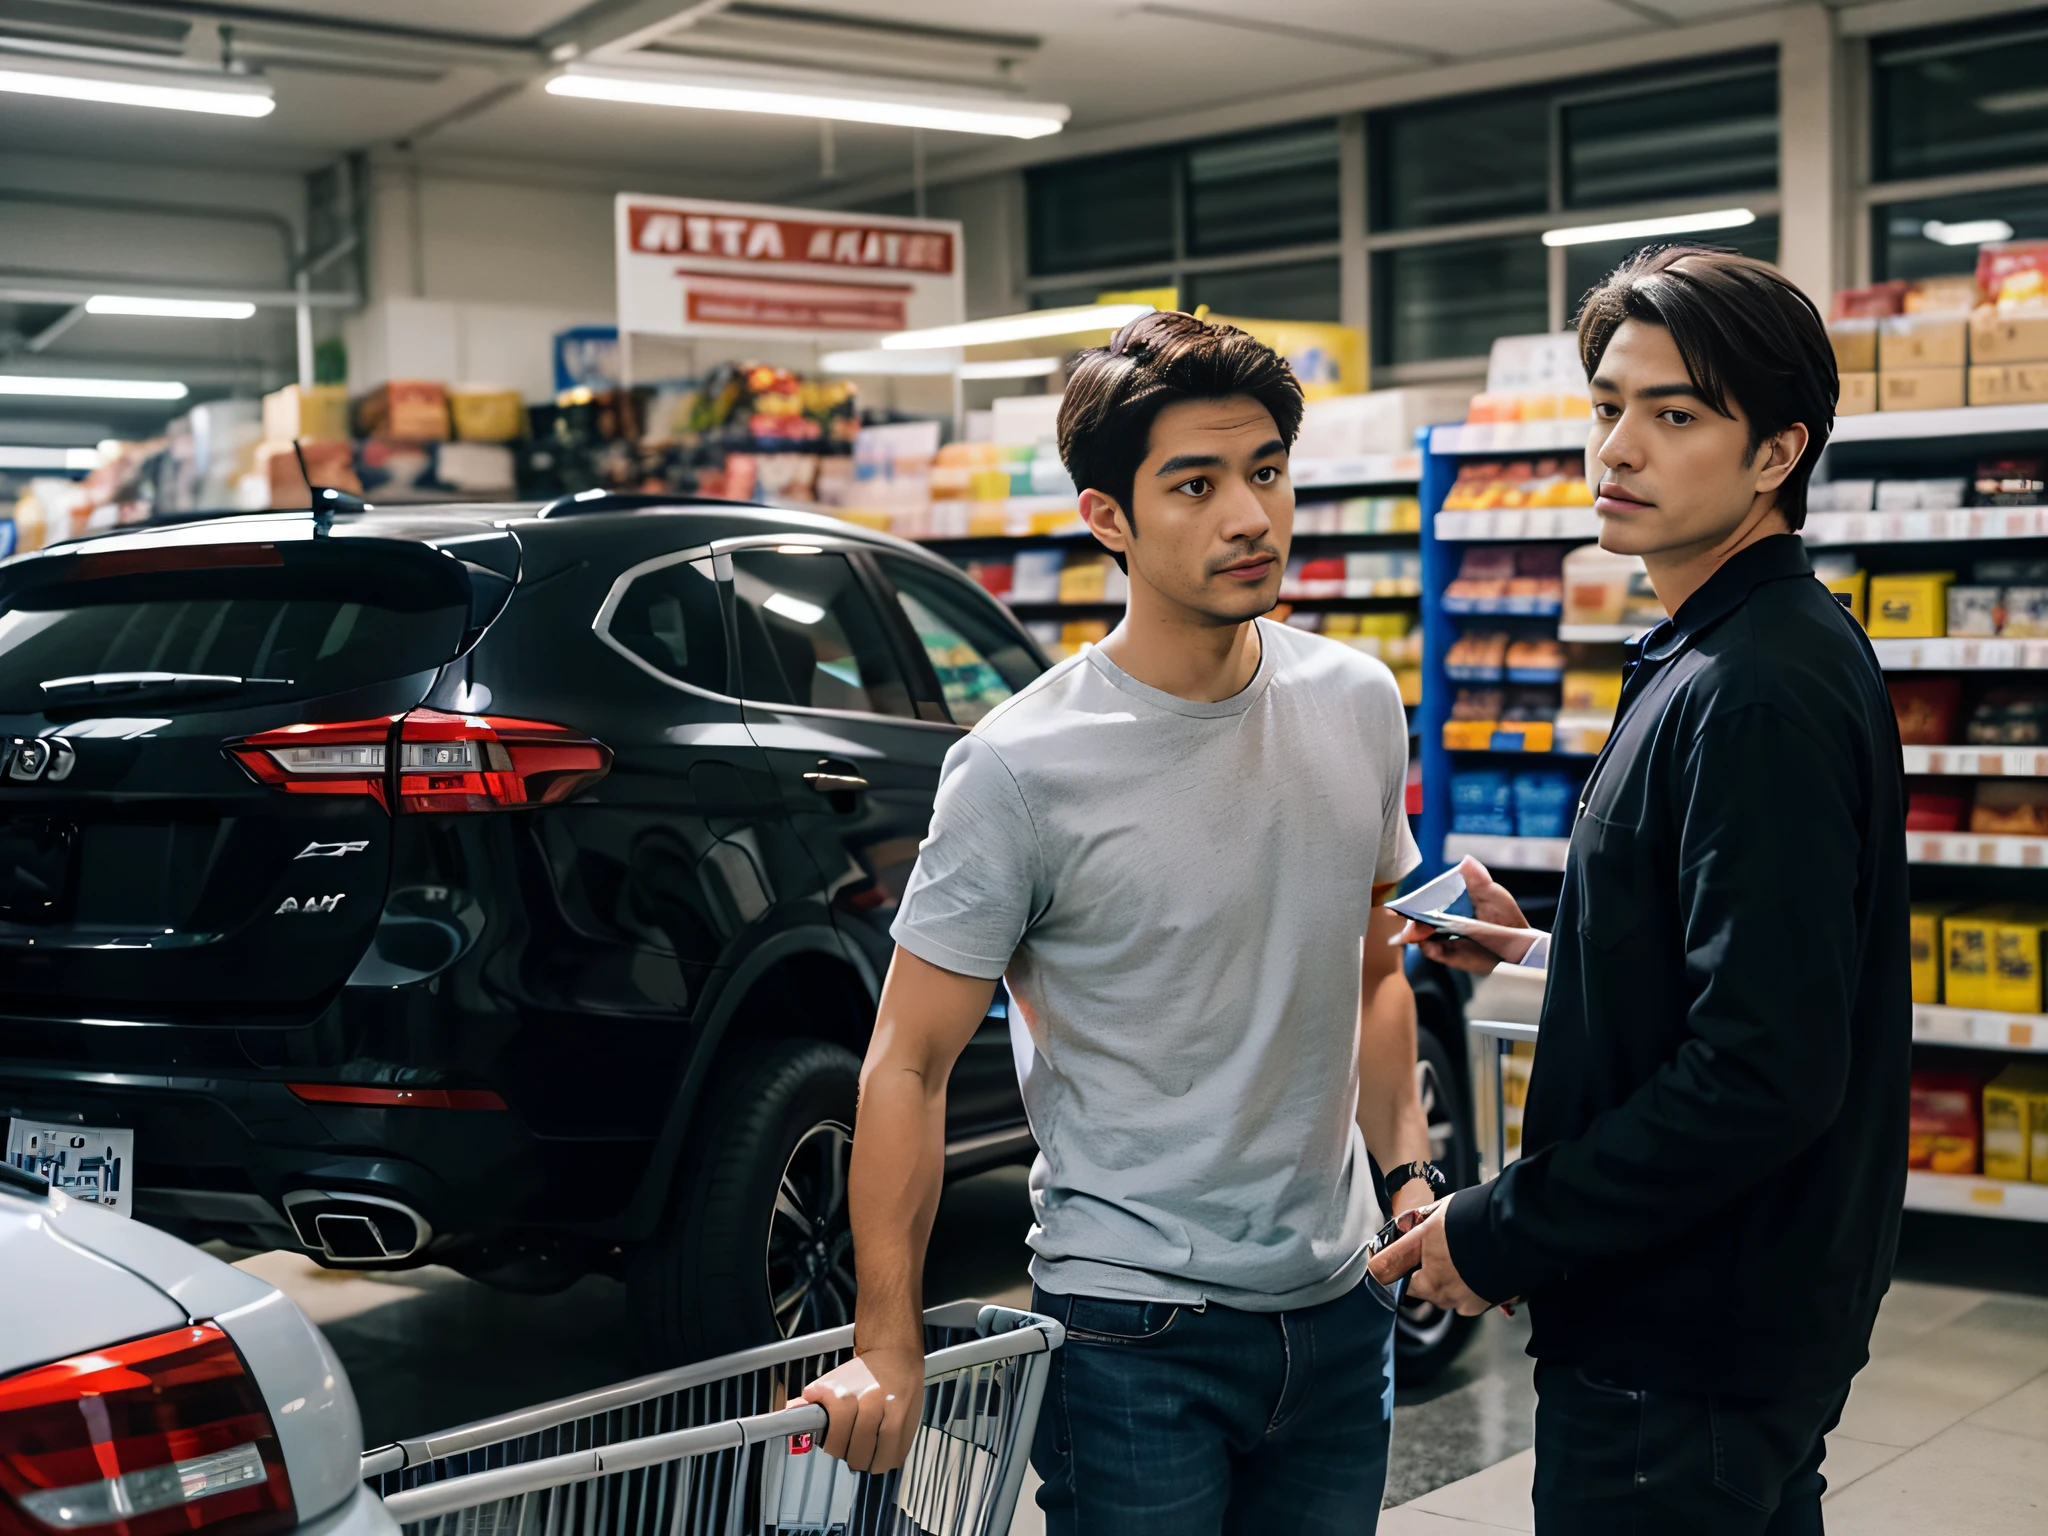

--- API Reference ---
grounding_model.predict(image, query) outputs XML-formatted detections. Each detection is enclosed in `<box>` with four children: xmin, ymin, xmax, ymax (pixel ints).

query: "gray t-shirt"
<box><xmin>891</xmin><ymin>619</ymin><xmax>1420</xmax><ymax>1310</ymax></box>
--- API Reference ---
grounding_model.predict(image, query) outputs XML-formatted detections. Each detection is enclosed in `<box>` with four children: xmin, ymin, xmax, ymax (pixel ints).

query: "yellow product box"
<box><xmin>1879</xmin><ymin>312</ymin><xmax>1968</xmax><ymax>370</ymax></box>
<box><xmin>448</xmin><ymin>387</ymin><xmax>525</xmax><ymax>442</ymax></box>
<box><xmin>262</xmin><ymin>383</ymin><xmax>350</xmax><ymax>443</ymax></box>
<box><xmin>1057</xmin><ymin>557</ymin><xmax>1109</xmax><ymax>604</ymax></box>
<box><xmin>1394</xmin><ymin>668</ymin><xmax>1422</xmax><ymax>707</ymax></box>
<box><xmin>1943</xmin><ymin>905</ymin><xmax>2048</xmax><ymax>1013</ymax></box>
<box><xmin>1969</xmin><ymin>305</ymin><xmax>2048</xmax><ymax>364</ymax></box>
<box><xmin>1866</xmin><ymin>572</ymin><xmax>1953</xmax><ymax>638</ymax></box>
<box><xmin>1839</xmin><ymin>371</ymin><xmax>1878</xmax><ymax>415</ymax></box>
<box><xmin>1879</xmin><ymin>367</ymin><xmax>1967</xmax><ymax>412</ymax></box>
<box><xmin>1983</xmin><ymin>1063</ymin><xmax>2048</xmax><ymax>1181</ymax></box>
<box><xmin>1442</xmin><ymin>719</ymin><xmax>1498</xmax><ymax>751</ymax></box>
<box><xmin>1822</xmin><ymin>569</ymin><xmax>1868</xmax><ymax>626</ymax></box>
<box><xmin>1058</xmin><ymin>618</ymin><xmax>1109</xmax><ymax>650</ymax></box>
<box><xmin>1490</xmin><ymin>720</ymin><xmax>1554</xmax><ymax>753</ymax></box>
<box><xmin>1561</xmin><ymin>669</ymin><xmax>1623</xmax><ymax>716</ymax></box>
<box><xmin>1910</xmin><ymin>903</ymin><xmax>1960</xmax><ymax>1004</ymax></box>
<box><xmin>1968</xmin><ymin>364</ymin><xmax>2048</xmax><ymax>407</ymax></box>
<box><xmin>967</xmin><ymin>469</ymin><xmax>1011</xmax><ymax>502</ymax></box>
<box><xmin>1828</xmin><ymin>319</ymin><xmax>1878</xmax><ymax>374</ymax></box>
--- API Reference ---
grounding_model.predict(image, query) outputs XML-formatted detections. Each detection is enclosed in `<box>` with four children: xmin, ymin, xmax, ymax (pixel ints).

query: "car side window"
<box><xmin>878</xmin><ymin>555</ymin><xmax>1044</xmax><ymax>726</ymax></box>
<box><xmin>731</xmin><ymin>549</ymin><xmax>915</xmax><ymax>718</ymax></box>
<box><xmin>603</xmin><ymin>555</ymin><xmax>730</xmax><ymax>693</ymax></box>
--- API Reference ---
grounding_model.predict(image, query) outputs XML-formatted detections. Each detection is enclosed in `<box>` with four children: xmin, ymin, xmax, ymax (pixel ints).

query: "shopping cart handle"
<box><xmin>976</xmin><ymin>1305</ymin><xmax>1038</xmax><ymax>1337</ymax></box>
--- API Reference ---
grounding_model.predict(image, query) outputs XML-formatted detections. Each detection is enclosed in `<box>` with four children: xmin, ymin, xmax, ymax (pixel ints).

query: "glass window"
<box><xmin>1372</xmin><ymin>92</ymin><xmax>1549</xmax><ymax>231</ymax></box>
<box><xmin>1563</xmin><ymin>215</ymin><xmax>1781</xmax><ymax>325</ymax></box>
<box><xmin>1185</xmin><ymin>123</ymin><xmax>1340</xmax><ymax>256</ymax></box>
<box><xmin>1875</xmin><ymin>20</ymin><xmax>2048</xmax><ymax>182</ymax></box>
<box><xmin>602</xmin><ymin>554</ymin><xmax>728</xmax><ymax>694</ymax></box>
<box><xmin>1562</xmin><ymin>66</ymin><xmax>1777</xmax><ymax>207</ymax></box>
<box><xmin>1185</xmin><ymin>259</ymin><xmax>1341</xmax><ymax>322</ymax></box>
<box><xmin>1027</xmin><ymin>150</ymin><xmax>1176</xmax><ymax>275</ymax></box>
<box><xmin>877</xmin><ymin>556</ymin><xmax>1041</xmax><ymax>726</ymax></box>
<box><xmin>1875</xmin><ymin>187</ymin><xmax>2048</xmax><ymax>283</ymax></box>
<box><xmin>731</xmin><ymin>549</ymin><xmax>914</xmax><ymax>718</ymax></box>
<box><xmin>1373</xmin><ymin>237</ymin><xmax>1548</xmax><ymax>366</ymax></box>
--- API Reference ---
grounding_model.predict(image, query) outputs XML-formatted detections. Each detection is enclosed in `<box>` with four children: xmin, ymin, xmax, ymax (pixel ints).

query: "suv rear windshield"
<box><xmin>0</xmin><ymin>540</ymin><xmax>471</xmax><ymax>712</ymax></box>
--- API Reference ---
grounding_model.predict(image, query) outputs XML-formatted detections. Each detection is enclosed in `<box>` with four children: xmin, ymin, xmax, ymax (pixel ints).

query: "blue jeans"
<box><xmin>1030</xmin><ymin>1278</ymin><xmax>1396</xmax><ymax>1534</ymax></box>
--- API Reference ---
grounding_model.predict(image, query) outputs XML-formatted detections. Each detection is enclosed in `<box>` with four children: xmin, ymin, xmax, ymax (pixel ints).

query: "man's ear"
<box><xmin>1078</xmin><ymin>488</ymin><xmax>1131</xmax><ymax>557</ymax></box>
<box><xmin>1753</xmin><ymin>421</ymin><xmax>1810</xmax><ymax>497</ymax></box>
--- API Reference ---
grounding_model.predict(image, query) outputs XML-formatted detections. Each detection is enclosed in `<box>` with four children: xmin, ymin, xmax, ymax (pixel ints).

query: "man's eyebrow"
<box><xmin>1590</xmin><ymin>373</ymin><xmax>1716</xmax><ymax>406</ymax></box>
<box><xmin>1153</xmin><ymin>438</ymin><xmax>1288</xmax><ymax>476</ymax></box>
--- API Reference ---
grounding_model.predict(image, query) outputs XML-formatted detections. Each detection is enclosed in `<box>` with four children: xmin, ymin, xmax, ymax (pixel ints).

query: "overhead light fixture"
<box><xmin>957</xmin><ymin>357</ymin><xmax>1063</xmax><ymax>380</ymax></box>
<box><xmin>0</xmin><ymin>57</ymin><xmax>274</xmax><ymax>118</ymax></box>
<box><xmin>882</xmin><ymin>304</ymin><xmax>1154</xmax><ymax>352</ymax></box>
<box><xmin>1923</xmin><ymin>219</ymin><xmax>2015</xmax><ymax>247</ymax></box>
<box><xmin>546</xmin><ymin>64</ymin><xmax>1068</xmax><ymax>140</ymax></box>
<box><xmin>87</xmin><ymin>295</ymin><xmax>257</xmax><ymax>319</ymax></box>
<box><xmin>0</xmin><ymin>446</ymin><xmax>98</xmax><ymax>471</ymax></box>
<box><xmin>1541</xmin><ymin>207</ymin><xmax>1756</xmax><ymax>248</ymax></box>
<box><xmin>820</xmin><ymin>348</ymin><xmax>960</xmax><ymax>376</ymax></box>
<box><xmin>0</xmin><ymin>375</ymin><xmax>188</xmax><ymax>401</ymax></box>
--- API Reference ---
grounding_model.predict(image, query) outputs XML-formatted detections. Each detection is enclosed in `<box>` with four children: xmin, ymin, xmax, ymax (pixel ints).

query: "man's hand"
<box><xmin>1398</xmin><ymin>857</ymin><xmax>1539</xmax><ymax>975</ymax></box>
<box><xmin>1366</xmin><ymin>1199</ymin><xmax>1493</xmax><ymax>1317</ymax></box>
<box><xmin>800</xmin><ymin>1345</ymin><xmax>924</xmax><ymax>1473</ymax></box>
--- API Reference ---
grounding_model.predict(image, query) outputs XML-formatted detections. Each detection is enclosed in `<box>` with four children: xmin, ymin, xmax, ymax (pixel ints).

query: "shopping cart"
<box><xmin>360</xmin><ymin>1300</ymin><xmax>1063</xmax><ymax>1536</ymax></box>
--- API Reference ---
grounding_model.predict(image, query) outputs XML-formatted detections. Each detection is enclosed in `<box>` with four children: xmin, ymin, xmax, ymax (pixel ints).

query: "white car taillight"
<box><xmin>0</xmin><ymin>1324</ymin><xmax>295</xmax><ymax>1536</ymax></box>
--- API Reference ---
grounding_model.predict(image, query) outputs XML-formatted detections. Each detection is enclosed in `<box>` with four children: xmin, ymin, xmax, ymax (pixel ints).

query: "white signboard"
<box><xmin>615</xmin><ymin>193</ymin><xmax>965</xmax><ymax>342</ymax></box>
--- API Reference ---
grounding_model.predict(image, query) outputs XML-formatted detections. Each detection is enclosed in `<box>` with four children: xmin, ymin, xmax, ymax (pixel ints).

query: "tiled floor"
<box><xmin>1379</xmin><ymin>1278</ymin><xmax>2048</xmax><ymax>1534</ymax></box>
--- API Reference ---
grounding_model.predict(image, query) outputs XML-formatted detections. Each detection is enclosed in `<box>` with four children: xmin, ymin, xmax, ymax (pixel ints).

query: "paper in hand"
<box><xmin>1385</xmin><ymin>865</ymin><xmax>1492</xmax><ymax>941</ymax></box>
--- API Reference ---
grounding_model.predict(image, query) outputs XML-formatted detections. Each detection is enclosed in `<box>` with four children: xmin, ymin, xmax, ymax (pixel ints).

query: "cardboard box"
<box><xmin>1943</xmin><ymin>905</ymin><xmax>2048</xmax><ymax>1014</ymax></box>
<box><xmin>448</xmin><ymin>387</ymin><xmax>526</xmax><ymax>443</ymax></box>
<box><xmin>1911</xmin><ymin>1070</ymin><xmax>1982</xmax><ymax>1173</ymax></box>
<box><xmin>1911</xmin><ymin>903</ymin><xmax>1960</xmax><ymax>1004</ymax></box>
<box><xmin>262</xmin><ymin>383</ymin><xmax>350</xmax><ymax>443</ymax></box>
<box><xmin>1828</xmin><ymin>320</ymin><xmax>1878</xmax><ymax>374</ymax></box>
<box><xmin>1823</xmin><ymin>569</ymin><xmax>1868</xmax><ymax>626</ymax></box>
<box><xmin>1970</xmin><ymin>306</ymin><xmax>2048</xmax><ymax>364</ymax></box>
<box><xmin>1880</xmin><ymin>312</ymin><xmax>1968</xmax><ymax>370</ymax></box>
<box><xmin>1880</xmin><ymin>367</ymin><xmax>1967</xmax><ymax>412</ymax></box>
<box><xmin>1983</xmin><ymin>1063</ymin><xmax>2048</xmax><ymax>1181</ymax></box>
<box><xmin>1866</xmin><ymin>572</ymin><xmax>1954</xmax><ymax>638</ymax></box>
<box><xmin>354</xmin><ymin>380</ymin><xmax>450</xmax><ymax>441</ymax></box>
<box><xmin>1969</xmin><ymin>363</ymin><xmax>2048</xmax><ymax>407</ymax></box>
<box><xmin>1839</xmin><ymin>371</ymin><xmax>1878</xmax><ymax>415</ymax></box>
<box><xmin>255</xmin><ymin>438</ymin><xmax>359</xmax><ymax>509</ymax></box>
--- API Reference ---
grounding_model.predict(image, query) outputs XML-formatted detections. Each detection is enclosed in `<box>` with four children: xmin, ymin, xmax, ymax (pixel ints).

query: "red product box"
<box><xmin>1907</xmin><ymin>788</ymin><xmax>1971</xmax><ymax>831</ymax></box>
<box><xmin>1910</xmin><ymin>1070</ymin><xmax>1984</xmax><ymax>1174</ymax></box>
<box><xmin>1889</xmin><ymin>677</ymin><xmax>1962</xmax><ymax>746</ymax></box>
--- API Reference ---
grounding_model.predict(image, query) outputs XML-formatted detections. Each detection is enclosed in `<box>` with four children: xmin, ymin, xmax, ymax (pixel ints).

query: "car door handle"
<box><xmin>804</xmin><ymin>772</ymin><xmax>869</xmax><ymax>794</ymax></box>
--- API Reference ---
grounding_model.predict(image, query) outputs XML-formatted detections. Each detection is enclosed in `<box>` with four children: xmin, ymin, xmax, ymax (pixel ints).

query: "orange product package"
<box><xmin>1980</xmin><ymin>241</ymin><xmax>2048</xmax><ymax>309</ymax></box>
<box><xmin>1909</xmin><ymin>1070</ymin><xmax>1982</xmax><ymax>1174</ymax></box>
<box><xmin>1888</xmin><ymin>676</ymin><xmax>1961</xmax><ymax>746</ymax></box>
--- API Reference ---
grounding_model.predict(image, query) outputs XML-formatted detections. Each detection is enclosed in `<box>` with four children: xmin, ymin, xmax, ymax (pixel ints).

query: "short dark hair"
<box><xmin>1057</xmin><ymin>311</ymin><xmax>1304</xmax><ymax>564</ymax></box>
<box><xmin>1575</xmin><ymin>246</ymin><xmax>1837</xmax><ymax>530</ymax></box>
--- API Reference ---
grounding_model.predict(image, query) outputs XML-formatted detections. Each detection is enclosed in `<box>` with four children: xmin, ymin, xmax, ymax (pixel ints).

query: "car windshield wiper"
<box><xmin>39</xmin><ymin>672</ymin><xmax>295</xmax><ymax>703</ymax></box>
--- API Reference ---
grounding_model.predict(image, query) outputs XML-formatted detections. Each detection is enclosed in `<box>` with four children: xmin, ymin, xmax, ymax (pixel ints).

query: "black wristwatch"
<box><xmin>1384</xmin><ymin>1160</ymin><xmax>1449</xmax><ymax>1201</ymax></box>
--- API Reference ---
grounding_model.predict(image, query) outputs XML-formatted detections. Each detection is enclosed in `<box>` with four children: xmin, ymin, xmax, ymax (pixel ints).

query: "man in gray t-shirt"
<box><xmin>805</xmin><ymin>313</ymin><xmax>1439</xmax><ymax>1533</ymax></box>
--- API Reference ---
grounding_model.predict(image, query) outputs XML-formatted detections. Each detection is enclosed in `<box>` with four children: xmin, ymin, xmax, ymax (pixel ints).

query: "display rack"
<box><xmin>1419</xmin><ymin>400</ymin><xmax>2048</xmax><ymax>1222</ymax></box>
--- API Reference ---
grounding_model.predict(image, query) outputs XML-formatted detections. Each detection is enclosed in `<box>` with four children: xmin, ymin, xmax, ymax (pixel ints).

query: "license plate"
<box><xmin>6</xmin><ymin>1119</ymin><xmax>133</xmax><ymax>1216</ymax></box>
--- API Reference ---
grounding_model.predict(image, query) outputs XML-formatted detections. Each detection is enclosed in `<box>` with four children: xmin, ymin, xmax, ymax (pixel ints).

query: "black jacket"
<box><xmin>1444</xmin><ymin>535</ymin><xmax>1910</xmax><ymax>1397</ymax></box>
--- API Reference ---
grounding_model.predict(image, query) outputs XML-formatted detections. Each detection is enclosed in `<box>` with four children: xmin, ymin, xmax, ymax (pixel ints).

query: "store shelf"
<box><xmin>1294</xmin><ymin>452</ymin><xmax>1421</xmax><ymax>488</ymax></box>
<box><xmin>1907</xmin><ymin>832</ymin><xmax>2048</xmax><ymax>868</ymax></box>
<box><xmin>1443</xmin><ymin>833</ymin><xmax>1571</xmax><ymax>871</ymax></box>
<box><xmin>1429</xmin><ymin>420</ymin><xmax>1588</xmax><ymax>455</ymax></box>
<box><xmin>1831</xmin><ymin>404</ymin><xmax>2048</xmax><ymax>444</ymax></box>
<box><xmin>1914</xmin><ymin>1004</ymin><xmax>2048</xmax><ymax>1052</ymax></box>
<box><xmin>1435</xmin><ymin>507</ymin><xmax>1601</xmax><ymax>541</ymax></box>
<box><xmin>1902</xmin><ymin>745</ymin><xmax>2048</xmax><ymax>776</ymax></box>
<box><xmin>1557</xmin><ymin>623</ymin><xmax>1645</xmax><ymax>643</ymax></box>
<box><xmin>1902</xmin><ymin>1170</ymin><xmax>2048</xmax><ymax>1222</ymax></box>
<box><xmin>1872</xmin><ymin>637</ymin><xmax>2048</xmax><ymax>670</ymax></box>
<box><xmin>1803</xmin><ymin>507</ymin><xmax>2048</xmax><ymax>546</ymax></box>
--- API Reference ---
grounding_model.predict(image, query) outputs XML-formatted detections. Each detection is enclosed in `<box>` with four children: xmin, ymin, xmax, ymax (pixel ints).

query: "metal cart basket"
<box><xmin>360</xmin><ymin>1301</ymin><xmax>1063</xmax><ymax>1536</ymax></box>
<box><xmin>1466</xmin><ymin>1016</ymin><xmax>1540</xmax><ymax>1183</ymax></box>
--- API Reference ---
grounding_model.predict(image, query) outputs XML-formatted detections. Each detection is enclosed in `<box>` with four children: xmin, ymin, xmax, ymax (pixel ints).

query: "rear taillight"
<box><xmin>0</xmin><ymin>1323</ymin><xmax>295</xmax><ymax>1536</ymax></box>
<box><xmin>227</xmin><ymin>710</ymin><xmax>610</xmax><ymax>813</ymax></box>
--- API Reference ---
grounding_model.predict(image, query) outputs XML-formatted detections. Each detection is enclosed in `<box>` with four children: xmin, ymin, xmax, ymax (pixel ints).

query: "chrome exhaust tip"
<box><xmin>282</xmin><ymin>1190</ymin><xmax>432</xmax><ymax>1264</ymax></box>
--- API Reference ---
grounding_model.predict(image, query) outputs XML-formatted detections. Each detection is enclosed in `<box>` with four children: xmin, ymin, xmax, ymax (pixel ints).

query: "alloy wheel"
<box><xmin>766</xmin><ymin>1118</ymin><xmax>856</xmax><ymax>1338</ymax></box>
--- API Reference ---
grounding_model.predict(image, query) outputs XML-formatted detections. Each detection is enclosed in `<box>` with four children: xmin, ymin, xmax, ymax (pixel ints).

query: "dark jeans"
<box><xmin>1029</xmin><ymin>1278</ymin><xmax>1396</xmax><ymax>1534</ymax></box>
<box><xmin>1532</xmin><ymin>1361</ymin><xmax>1851</xmax><ymax>1536</ymax></box>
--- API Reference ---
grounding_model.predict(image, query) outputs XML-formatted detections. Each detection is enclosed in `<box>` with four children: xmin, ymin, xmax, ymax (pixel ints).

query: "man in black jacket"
<box><xmin>1375</xmin><ymin>246</ymin><xmax>1909</xmax><ymax>1535</ymax></box>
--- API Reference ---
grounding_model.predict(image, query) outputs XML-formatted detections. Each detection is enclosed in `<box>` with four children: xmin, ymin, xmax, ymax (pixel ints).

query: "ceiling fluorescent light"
<box><xmin>0</xmin><ymin>58</ymin><xmax>273</xmax><ymax>118</ymax></box>
<box><xmin>1923</xmin><ymin>219</ymin><xmax>2015</xmax><ymax>247</ymax></box>
<box><xmin>958</xmin><ymin>357</ymin><xmax>1063</xmax><ymax>380</ymax></box>
<box><xmin>882</xmin><ymin>304</ymin><xmax>1154</xmax><ymax>352</ymax></box>
<box><xmin>0</xmin><ymin>446</ymin><xmax>97</xmax><ymax>471</ymax></box>
<box><xmin>88</xmin><ymin>295</ymin><xmax>257</xmax><ymax>319</ymax></box>
<box><xmin>1542</xmin><ymin>207</ymin><xmax>1756</xmax><ymax>248</ymax></box>
<box><xmin>547</xmin><ymin>64</ymin><xmax>1067</xmax><ymax>139</ymax></box>
<box><xmin>0</xmin><ymin>375</ymin><xmax>187</xmax><ymax>401</ymax></box>
<box><xmin>820</xmin><ymin>348</ymin><xmax>960</xmax><ymax>375</ymax></box>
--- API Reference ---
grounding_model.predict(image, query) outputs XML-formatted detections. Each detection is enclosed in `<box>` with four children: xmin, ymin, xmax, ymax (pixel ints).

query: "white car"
<box><xmin>0</xmin><ymin>1163</ymin><xmax>396</xmax><ymax>1536</ymax></box>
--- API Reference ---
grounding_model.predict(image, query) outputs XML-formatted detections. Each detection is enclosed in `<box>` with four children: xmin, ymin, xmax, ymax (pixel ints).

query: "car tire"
<box><xmin>1393</xmin><ymin>1024</ymin><xmax>1481</xmax><ymax>1387</ymax></box>
<box><xmin>629</xmin><ymin>1038</ymin><xmax>861</xmax><ymax>1365</ymax></box>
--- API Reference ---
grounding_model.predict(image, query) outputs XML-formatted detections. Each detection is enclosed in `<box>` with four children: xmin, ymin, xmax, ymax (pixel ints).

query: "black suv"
<box><xmin>0</xmin><ymin>495</ymin><xmax>1044</xmax><ymax>1363</ymax></box>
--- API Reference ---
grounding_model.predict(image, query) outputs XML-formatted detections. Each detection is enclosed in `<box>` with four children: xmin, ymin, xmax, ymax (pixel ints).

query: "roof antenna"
<box><xmin>293</xmin><ymin>438</ymin><xmax>366</xmax><ymax>535</ymax></box>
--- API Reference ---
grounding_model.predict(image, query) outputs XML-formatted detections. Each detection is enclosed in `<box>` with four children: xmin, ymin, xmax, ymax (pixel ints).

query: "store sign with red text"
<box><xmin>616</xmin><ymin>194</ymin><xmax>964</xmax><ymax>339</ymax></box>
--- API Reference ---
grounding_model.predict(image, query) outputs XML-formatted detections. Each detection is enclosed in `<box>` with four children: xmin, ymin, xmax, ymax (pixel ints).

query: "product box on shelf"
<box><xmin>1890</xmin><ymin>676</ymin><xmax>1963</xmax><ymax>744</ymax></box>
<box><xmin>1827</xmin><ymin>319</ymin><xmax>1878</xmax><ymax>374</ymax></box>
<box><xmin>1840</xmin><ymin>372</ymin><xmax>1878</xmax><ymax>415</ymax></box>
<box><xmin>1969</xmin><ymin>306</ymin><xmax>2048</xmax><ymax>364</ymax></box>
<box><xmin>1943</xmin><ymin>906</ymin><xmax>2048</xmax><ymax>1013</ymax></box>
<box><xmin>1910</xmin><ymin>1070</ymin><xmax>1983</xmax><ymax>1174</ymax></box>
<box><xmin>255</xmin><ymin>438</ymin><xmax>358</xmax><ymax>506</ymax></box>
<box><xmin>1877</xmin><ymin>478</ymin><xmax>1969</xmax><ymax>511</ymax></box>
<box><xmin>1879</xmin><ymin>312</ymin><xmax>1969</xmax><ymax>371</ymax></box>
<box><xmin>1879</xmin><ymin>367</ymin><xmax>1967</xmax><ymax>412</ymax></box>
<box><xmin>1973</xmin><ymin>781</ymin><xmax>2048</xmax><ymax>835</ymax></box>
<box><xmin>262</xmin><ymin>383</ymin><xmax>350</xmax><ymax>443</ymax></box>
<box><xmin>1810</xmin><ymin>480</ymin><xmax>1876</xmax><ymax>513</ymax></box>
<box><xmin>354</xmin><ymin>380</ymin><xmax>451</xmax><ymax>441</ymax></box>
<box><xmin>1867</xmin><ymin>572</ymin><xmax>1955</xmax><ymax>637</ymax></box>
<box><xmin>1983</xmin><ymin>1063</ymin><xmax>2048</xmax><ymax>1182</ymax></box>
<box><xmin>448</xmin><ymin>387</ymin><xmax>526</xmax><ymax>442</ymax></box>
<box><xmin>1968</xmin><ymin>688</ymin><xmax>2048</xmax><ymax>744</ymax></box>
<box><xmin>1969</xmin><ymin>364</ymin><xmax>2048</xmax><ymax>407</ymax></box>
<box><xmin>1950</xmin><ymin>586</ymin><xmax>2003</xmax><ymax>637</ymax></box>
<box><xmin>1450</xmin><ymin>771</ymin><xmax>1514</xmax><ymax>836</ymax></box>
<box><xmin>1820</xmin><ymin>565</ymin><xmax>1867</xmax><ymax>625</ymax></box>
<box><xmin>1910</xmin><ymin>903</ymin><xmax>1959</xmax><ymax>1003</ymax></box>
<box><xmin>1561</xmin><ymin>544</ymin><xmax>1664</xmax><ymax>629</ymax></box>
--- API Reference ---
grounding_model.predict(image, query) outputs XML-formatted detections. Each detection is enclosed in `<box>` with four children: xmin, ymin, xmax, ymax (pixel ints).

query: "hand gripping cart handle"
<box><xmin>363</xmin><ymin>1301</ymin><xmax>1065</xmax><ymax>1536</ymax></box>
